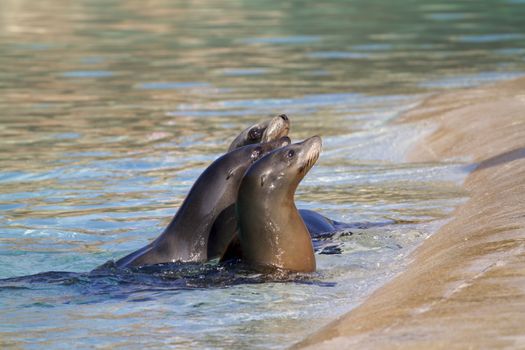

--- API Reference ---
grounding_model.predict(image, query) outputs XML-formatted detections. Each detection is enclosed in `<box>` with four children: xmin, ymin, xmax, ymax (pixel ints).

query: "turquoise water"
<box><xmin>1</xmin><ymin>0</ymin><xmax>525</xmax><ymax>348</ymax></box>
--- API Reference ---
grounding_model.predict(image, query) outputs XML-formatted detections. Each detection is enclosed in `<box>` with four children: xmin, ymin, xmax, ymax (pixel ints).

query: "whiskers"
<box><xmin>299</xmin><ymin>142</ymin><xmax>321</xmax><ymax>174</ymax></box>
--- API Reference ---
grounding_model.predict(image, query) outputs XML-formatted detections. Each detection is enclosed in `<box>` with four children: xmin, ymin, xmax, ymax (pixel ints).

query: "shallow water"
<box><xmin>1</xmin><ymin>0</ymin><xmax>525</xmax><ymax>348</ymax></box>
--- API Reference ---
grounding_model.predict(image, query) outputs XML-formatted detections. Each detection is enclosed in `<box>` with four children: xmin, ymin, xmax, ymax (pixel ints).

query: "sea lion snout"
<box><xmin>228</xmin><ymin>114</ymin><xmax>291</xmax><ymax>152</ymax></box>
<box><xmin>297</xmin><ymin>136</ymin><xmax>322</xmax><ymax>174</ymax></box>
<box><xmin>262</xmin><ymin>114</ymin><xmax>291</xmax><ymax>143</ymax></box>
<box><xmin>303</xmin><ymin>135</ymin><xmax>322</xmax><ymax>155</ymax></box>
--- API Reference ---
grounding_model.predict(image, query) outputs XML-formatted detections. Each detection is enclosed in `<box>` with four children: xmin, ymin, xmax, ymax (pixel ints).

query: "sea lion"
<box><xmin>228</xmin><ymin>114</ymin><xmax>290</xmax><ymax>151</ymax></box>
<box><xmin>203</xmin><ymin>114</ymin><xmax>290</xmax><ymax>259</ymax></box>
<box><xmin>116</xmin><ymin>137</ymin><xmax>291</xmax><ymax>268</ymax></box>
<box><xmin>228</xmin><ymin>136</ymin><xmax>322</xmax><ymax>272</ymax></box>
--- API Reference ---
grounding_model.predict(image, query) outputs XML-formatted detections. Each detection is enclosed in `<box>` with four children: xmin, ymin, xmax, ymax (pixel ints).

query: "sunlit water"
<box><xmin>1</xmin><ymin>0</ymin><xmax>525</xmax><ymax>348</ymax></box>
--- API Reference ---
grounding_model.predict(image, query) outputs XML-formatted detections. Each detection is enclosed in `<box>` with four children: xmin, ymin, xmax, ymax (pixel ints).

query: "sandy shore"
<box><xmin>294</xmin><ymin>77</ymin><xmax>525</xmax><ymax>349</ymax></box>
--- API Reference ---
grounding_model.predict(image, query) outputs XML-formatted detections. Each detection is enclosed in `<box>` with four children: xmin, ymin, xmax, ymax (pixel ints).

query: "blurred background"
<box><xmin>1</xmin><ymin>0</ymin><xmax>524</xmax><ymax>348</ymax></box>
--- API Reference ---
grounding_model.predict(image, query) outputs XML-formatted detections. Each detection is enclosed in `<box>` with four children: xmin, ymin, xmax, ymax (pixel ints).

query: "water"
<box><xmin>1</xmin><ymin>0</ymin><xmax>525</xmax><ymax>348</ymax></box>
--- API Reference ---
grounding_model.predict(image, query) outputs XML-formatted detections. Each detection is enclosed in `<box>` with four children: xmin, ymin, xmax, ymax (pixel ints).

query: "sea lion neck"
<box><xmin>161</xmin><ymin>150</ymin><xmax>250</xmax><ymax>251</ymax></box>
<box><xmin>236</xmin><ymin>158</ymin><xmax>316</xmax><ymax>272</ymax></box>
<box><xmin>236</xmin><ymin>192</ymin><xmax>315</xmax><ymax>272</ymax></box>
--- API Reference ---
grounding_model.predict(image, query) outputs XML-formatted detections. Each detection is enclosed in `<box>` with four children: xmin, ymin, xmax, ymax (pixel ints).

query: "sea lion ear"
<box><xmin>260</xmin><ymin>174</ymin><xmax>266</xmax><ymax>187</ymax></box>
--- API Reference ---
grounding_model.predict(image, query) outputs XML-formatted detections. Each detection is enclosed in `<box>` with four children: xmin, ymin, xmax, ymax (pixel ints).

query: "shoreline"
<box><xmin>294</xmin><ymin>77</ymin><xmax>525</xmax><ymax>349</ymax></box>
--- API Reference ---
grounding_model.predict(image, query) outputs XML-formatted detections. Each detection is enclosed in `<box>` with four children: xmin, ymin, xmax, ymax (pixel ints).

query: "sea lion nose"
<box><xmin>279</xmin><ymin>114</ymin><xmax>289</xmax><ymax>121</ymax></box>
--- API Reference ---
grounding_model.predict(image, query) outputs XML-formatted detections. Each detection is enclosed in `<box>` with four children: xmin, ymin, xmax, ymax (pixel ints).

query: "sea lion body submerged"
<box><xmin>299</xmin><ymin>209</ymin><xmax>352</xmax><ymax>237</ymax></box>
<box><xmin>116</xmin><ymin>137</ymin><xmax>290</xmax><ymax>268</ymax></box>
<box><xmin>231</xmin><ymin>136</ymin><xmax>322</xmax><ymax>272</ymax></box>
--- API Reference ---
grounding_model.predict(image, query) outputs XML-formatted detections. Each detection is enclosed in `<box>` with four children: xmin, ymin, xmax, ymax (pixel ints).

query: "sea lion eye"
<box><xmin>248</xmin><ymin>128</ymin><xmax>261</xmax><ymax>140</ymax></box>
<box><xmin>287</xmin><ymin>150</ymin><xmax>295</xmax><ymax>158</ymax></box>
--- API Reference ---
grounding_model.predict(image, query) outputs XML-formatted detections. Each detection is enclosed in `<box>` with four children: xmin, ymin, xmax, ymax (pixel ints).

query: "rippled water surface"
<box><xmin>1</xmin><ymin>0</ymin><xmax>525</xmax><ymax>348</ymax></box>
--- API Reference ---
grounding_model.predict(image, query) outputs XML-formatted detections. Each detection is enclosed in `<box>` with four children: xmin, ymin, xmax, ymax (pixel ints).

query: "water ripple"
<box><xmin>136</xmin><ymin>82</ymin><xmax>211</xmax><ymax>90</ymax></box>
<box><xmin>61</xmin><ymin>71</ymin><xmax>114</xmax><ymax>78</ymax></box>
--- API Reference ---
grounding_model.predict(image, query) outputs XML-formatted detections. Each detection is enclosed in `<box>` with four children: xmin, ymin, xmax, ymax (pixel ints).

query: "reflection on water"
<box><xmin>1</xmin><ymin>0</ymin><xmax>524</xmax><ymax>348</ymax></box>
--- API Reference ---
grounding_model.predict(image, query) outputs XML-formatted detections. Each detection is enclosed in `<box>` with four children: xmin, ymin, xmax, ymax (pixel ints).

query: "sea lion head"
<box><xmin>223</xmin><ymin>135</ymin><xmax>292</xmax><ymax>187</ymax></box>
<box><xmin>235</xmin><ymin>136</ymin><xmax>321</xmax><ymax>272</ymax></box>
<box><xmin>242</xmin><ymin>135</ymin><xmax>322</xmax><ymax>195</ymax></box>
<box><xmin>227</xmin><ymin>114</ymin><xmax>290</xmax><ymax>152</ymax></box>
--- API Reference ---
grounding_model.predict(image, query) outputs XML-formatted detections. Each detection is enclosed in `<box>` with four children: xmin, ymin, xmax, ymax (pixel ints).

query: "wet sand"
<box><xmin>295</xmin><ymin>77</ymin><xmax>525</xmax><ymax>349</ymax></box>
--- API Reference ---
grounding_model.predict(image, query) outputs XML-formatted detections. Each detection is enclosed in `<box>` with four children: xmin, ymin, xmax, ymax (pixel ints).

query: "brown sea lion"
<box><xmin>226</xmin><ymin>136</ymin><xmax>322</xmax><ymax>272</ymax></box>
